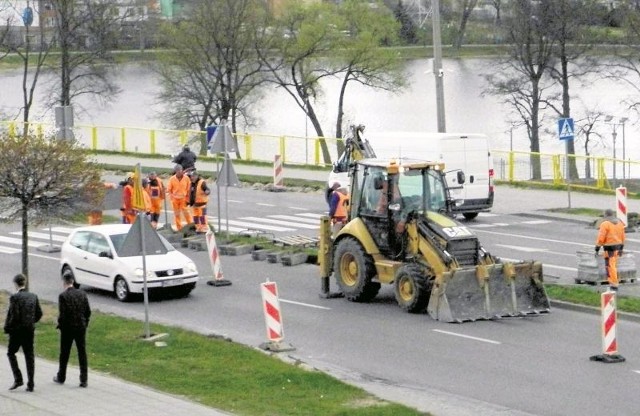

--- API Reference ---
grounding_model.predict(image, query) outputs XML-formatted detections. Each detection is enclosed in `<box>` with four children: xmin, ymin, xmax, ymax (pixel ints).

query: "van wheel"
<box><xmin>463</xmin><ymin>212</ymin><xmax>478</xmax><ymax>220</ymax></box>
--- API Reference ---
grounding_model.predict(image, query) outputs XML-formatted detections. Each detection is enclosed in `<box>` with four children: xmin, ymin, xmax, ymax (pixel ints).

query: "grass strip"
<box><xmin>545</xmin><ymin>284</ymin><xmax>640</xmax><ymax>314</ymax></box>
<box><xmin>0</xmin><ymin>292</ymin><xmax>426</xmax><ymax>416</ymax></box>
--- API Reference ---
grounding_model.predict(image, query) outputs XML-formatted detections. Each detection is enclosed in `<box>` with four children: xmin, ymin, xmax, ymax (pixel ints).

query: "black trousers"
<box><xmin>56</xmin><ymin>328</ymin><xmax>88</xmax><ymax>383</ymax></box>
<box><xmin>7</xmin><ymin>329</ymin><xmax>35</xmax><ymax>386</ymax></box>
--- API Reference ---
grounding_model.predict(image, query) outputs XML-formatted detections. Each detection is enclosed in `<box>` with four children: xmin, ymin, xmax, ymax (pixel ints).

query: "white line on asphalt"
<box><xmin>473</xmin><ymin>228</ymin><xmax>592</xmax><ymax>248</ymax></box>
<box><xmin>0</xmin><ymin>236</ymin><xmax>39</xmax><ymax>247</ymax></box>
<box><xmin>288</xmin><ymin>207</ymin><xmax>308</xmax><ymax>211</ymax></box>
<box><xmin>469</xmin><ymin>223</ymin><xmax>509</xmax><ymax>228</ymax></box>
<box><xmin>49</xmin><ymin>227</ymin><xmax>74</xmax><ymax>234</ymax></box>
<box><xmin>500</xmin><ymin>257</ymin><xmax>577</xmax><ymax>272</ymax></box>
<box><xmin>241</xmin><ymin>216</ymin><xmax>319</xmax><ymax>229</ymax></box>
<box><xmin>633</xmin><ymin>370</ymin><xmax>640</xmax><ymax>375</ymax></box>
<box><xmin>269</xmin><ymin>214</ymin><xmax>321</xmax><ymax>225</ymax></box>
<box><xmin>29</xmin><ymin>252</ymin><xmax>59</xmax><ymax>261</ymax></box>
<box><xmin>0</xmin><ymin>246</ymin><xmax>21</xmax><ymax>254</ymax></box>
<box><xmin>10</xmin><ymin>231</ymin><xmax>67</xmax><ymax>242</ymax></box>
<box><xmin>228</xmin><ymin>200</ymin><xmax>243</xmax><ymax>203</ymax></box>
<box><xmin>432</xmin><ymin>329</ymin><xmax>501</xmax><ymax>345</ymax></box>
<box><xmin>257</xmin><ymin>203</ymin><xmax>275</xmax><ymax>207</ymax></box>
<box><xmin>296</xmin><ymin>213</ymin><xmax>324</xmax><ymax>219</ymax></box>
<box><xmin>207</xmin><ymin>217</ymin><xmax>294</xmax><ymax>232</ymax></box>
<box><xmin>520</xmin><ymin>220</ymin><xmax>553</xmax><ymax>225</ymax></box>
<box><xmin>280</xmin><ymin>299</ymin><xmax>331</xmax><ymax>310</ymax></box>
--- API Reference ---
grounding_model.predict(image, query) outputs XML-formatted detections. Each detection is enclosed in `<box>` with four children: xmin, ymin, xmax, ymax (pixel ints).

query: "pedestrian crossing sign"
<box><xmin>558</xmin><ymin>118</ymin><xmax>574</xmax><ymax>141</ymax></box>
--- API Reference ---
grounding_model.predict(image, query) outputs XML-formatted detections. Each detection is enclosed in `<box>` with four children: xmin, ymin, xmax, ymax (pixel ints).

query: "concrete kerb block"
<box><xmin>188</xmin><ymin>239</ymin><xmax>207</xmax><ymax>251</ymax></box>
<box><xmin>281</xmin><ymin>252</ymin><xmax>309</xmax><ymax>266</ymax></box>
<box><xmin>219</xmin><ymin>243</ymin><xmax>253</xmax><ymax>256</ymax></box>
<box><xmin>259</xmin><ymin>341</ymin><xmax>296</xmax><ymax>352</ymax></box>
<box><xmin>252</xmin><ymin>248</ymin><xmax>277</xmax><ymax>261</ymax></box>
<box><xmin>266</xmin><ymin>252</ymin><xmax>283</xmax><ymax>263</ymax></box>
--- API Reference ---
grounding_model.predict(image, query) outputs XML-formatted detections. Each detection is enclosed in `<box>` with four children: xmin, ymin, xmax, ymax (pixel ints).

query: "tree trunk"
<box><xmin>530</xmin><ymin>84</ymin><xmax>542</xmax><ymax>180</ymax></box>
<box><xmin>305</xmin><ymin>98</ymin><xmax>331</xmax><ymax>164</ymax></box>
<box><xmin>335</xmin><ymin>71</ymin><xmax>351</xmax><ymax>155</ymax></box>
<box><xmin>21</xmin><ymin>204</ymin><xmax>29</xmax><ymax>291</ymax></box>
<box><xmin>560</xmin><ymin>53</ymin><xmax>579</xmax><ymax>180</ymax></box>
<box><xmin>453</xmin><ymin>0</ymin><xmax>477</xmax><ymax>49</ymax></box>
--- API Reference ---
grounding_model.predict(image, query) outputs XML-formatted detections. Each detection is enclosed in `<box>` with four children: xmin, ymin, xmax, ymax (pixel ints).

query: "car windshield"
<box><xmin>109</xmin><ymin>232</ymin><xmax>176</xmax><ymax>257</ymax></box>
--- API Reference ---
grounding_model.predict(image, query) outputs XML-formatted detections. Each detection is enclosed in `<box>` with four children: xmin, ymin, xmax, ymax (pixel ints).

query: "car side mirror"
<box><xmin>99</xmin><ymin>251</ymin><xmax>113</xmax><ymax>259</ymax></box>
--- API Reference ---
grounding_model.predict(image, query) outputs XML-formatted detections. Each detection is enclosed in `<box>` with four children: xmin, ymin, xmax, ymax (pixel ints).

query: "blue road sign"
<box><xmin>558</xmin><ymin>118</ymin><xmax>574</xmax><ymax>141</ymax></box>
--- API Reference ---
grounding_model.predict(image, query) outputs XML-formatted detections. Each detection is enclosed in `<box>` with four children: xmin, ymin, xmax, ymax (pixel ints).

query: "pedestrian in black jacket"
<box><xmin>4</xmin><ymin>273</ymin><xmax>42</xmax><ymax>392</ymax></box>
<box><xmin>172</xmin><ymin>145</ymin><xmax>197</xmax><ymax>172</ymax></box>
<box><xmin>53</xmin><ymin>271</ymin><xmax>91</xmax><ymax>388</ymax></box>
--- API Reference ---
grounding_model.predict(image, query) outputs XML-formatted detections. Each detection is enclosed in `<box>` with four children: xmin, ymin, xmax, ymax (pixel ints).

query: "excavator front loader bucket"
<box><xmin>427</xmin><ymin>262</ymin><xmax>550</xmax><ymax>323</ymax></box>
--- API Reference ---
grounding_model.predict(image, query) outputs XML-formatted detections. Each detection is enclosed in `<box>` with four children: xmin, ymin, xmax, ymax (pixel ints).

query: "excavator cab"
<box><xmin>320</xmin><ymin>158</ymin><xmax>550</xmax><ymax>322</ymax></box>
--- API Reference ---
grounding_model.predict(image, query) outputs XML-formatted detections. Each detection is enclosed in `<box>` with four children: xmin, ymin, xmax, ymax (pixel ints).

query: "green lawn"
<box><xmin>0</xmin><ymin>291</ymin><xmax>427</xmax><ymax>416</ymax></box>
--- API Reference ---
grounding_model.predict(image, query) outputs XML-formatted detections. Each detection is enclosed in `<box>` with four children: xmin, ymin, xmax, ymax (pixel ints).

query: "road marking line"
<box><xmin>0</xmin><ymin>236</ymin><xmax>39</xmax><ymax>247</ymax></box>
<box><xmin>633</xmin><ymin>370</ymin><xmax>640</xmax><ymax>375</ymax></box>
<box><xmin>280</xmin><ymin>299</ymin><xmax>331</xmax><ymax>310</ymax></box>
<box><xmin>207</xmin><ymin>217</ymin><xmax>294</xmax><ymax>232</ymax></box>
<box><xmin>474</xmin><ymin>229</ymin><xmax>591</xmax><ymax>248</ymax></box>
<box><xmin>0</xmin><ymin>246</ymin><xmax>21</xmax><ymax>254</ymax></box>
<box><xmin>269</xmin><ymin>214</ymin><xmax>321</xmax><ymax>225</ymax></box>
<box><xmin>228</xmin><ymin>200</ymin><xmax>243</xmax><ymax>203</ymax></box>
<box><xmin>469</xmin><ymin>223</ymin><xmax>509</xmax><ymax>228</ymax></box>
<box><xmin>500</xmin><ymin>257</ymin><xmax>577</xmax><ymax>272</ymax></box>
<box><xmin>257</xmin><ymin>203</ymin><xmax>275</xmax><ymax>207</ymax></box>
<box><xmin>495</xmin><ymin>244</ymin><xmax>549</xmax><ymax>253</ymax></box>
<box><xmin>49</xmin><ymin>227</ymin><xmax>74</xmax><ymax>234</ymax></box>
<box><xmin>295</xmin><ymin>213</ymin><xmax>324</xmax><ymax>219</ymax></box>
<box><xmin>433</xmin><ymin>329</ymin><xmax>501</xmax><ymax>345</ymax></box>
<box><xmin>288</xmin><ymin>207</ymin><xmax>307</xmax><ymax>211</ymax></box>
<box><xmin>520</xmin><ymin>220</ymin><xmax>552</xmax><ymax>224</ymax></box>
<box><xmin>241</xmin><ymin>216</ymin><xmax>319</xmax><ymax>229</ymax></box>
<box><xmin>10</xmin><ymin>231</ymin><xmax>67</xmax><ymax>242</ymax></box>
<box><xmin>29</xmin><ymin>252</ymin><xmax>58</xmax><ymax>261</ymax></box>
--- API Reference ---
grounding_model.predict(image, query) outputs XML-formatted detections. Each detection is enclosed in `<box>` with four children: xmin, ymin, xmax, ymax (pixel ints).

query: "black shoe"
<box><xmin>53</xmin><ymin>376</ymin><xmax>64</xmax><ymax>385</ymax></box>
<box><xmin>9</xmin><ymin>381</ymin><xmax>23</xmax><ymax>390</ymax></box>
<box><xmin>79</xmin><ymin>382</ymin><xmax>87</xmax><ymax>388</ymax></box>
<box><xmin>26</xmin><ymin>385</ymin><xmax>33</xmax><ymax>392</ymax></box>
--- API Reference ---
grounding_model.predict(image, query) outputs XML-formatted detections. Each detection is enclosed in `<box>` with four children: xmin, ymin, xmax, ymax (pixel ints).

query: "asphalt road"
<box><xmin>1</xmin><ymin>187</ymin><xmax>640</xmax><ymax>415</ymax></box>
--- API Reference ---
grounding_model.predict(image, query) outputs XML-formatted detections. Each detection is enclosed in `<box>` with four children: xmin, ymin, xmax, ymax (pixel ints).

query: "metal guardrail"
<box><xmin>3</xmin><ymin>120</ymin><xmax>636</xmax><ymax>192</ymax></box>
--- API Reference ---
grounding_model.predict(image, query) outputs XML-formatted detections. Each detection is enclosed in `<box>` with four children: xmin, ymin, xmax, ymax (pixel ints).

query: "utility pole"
<box><xmin>432</xmin><ymin>0</ymin><xmax>446</xmax><ymax>133</ymax></box>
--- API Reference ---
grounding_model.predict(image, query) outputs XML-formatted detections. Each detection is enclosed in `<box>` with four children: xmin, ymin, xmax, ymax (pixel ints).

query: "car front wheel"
<box><xmin>114</xmin><ymin>277</ymin><xmax>131</xmax><ymax>302</ymax></box>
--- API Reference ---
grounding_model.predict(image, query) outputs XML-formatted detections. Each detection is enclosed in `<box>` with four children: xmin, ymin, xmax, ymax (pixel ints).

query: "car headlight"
<box><xmin>134</xmin><ymin>268</ymin><xmax>154</xmax><ymax>279</ymax></box>
<box><xmin>185</xmin><ymin>262</ymin><xmax>197</xmax><ymax>273</ymax></box>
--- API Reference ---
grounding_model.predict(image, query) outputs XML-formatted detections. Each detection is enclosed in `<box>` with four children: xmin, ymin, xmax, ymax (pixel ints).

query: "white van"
<box><xmin>328</xmin><ymin>131</ymin><xmax>494</xmax><ymax>220</ymax></box>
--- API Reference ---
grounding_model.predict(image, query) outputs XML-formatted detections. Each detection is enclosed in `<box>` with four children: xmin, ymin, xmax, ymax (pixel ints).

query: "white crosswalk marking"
<box><xmin>520</xmin><ymin>220</ymin><xmax>552</xmax><ymax>225</ymax></box>
<box><xmin>241</xmin><ymin>216</ymin><xmax>319</xmax><ymax>229</ymax></box>
<box><xmin>0</xmin><ymin>235</ymin><xmax>40</xmax><ymax>248</ymax></box>
<box><xmin>295</xmin><ymin>213</ymin><xmax>324</xmax><ymax>219</ymax></box>
<box><xmin>10</xmin><ymin>231</ymin><xmax>67</xmax><ymax>242</ymax></box>
<box><xmin>0</xmin><ymin>246</ymin><xmax>21</xmax><ymax>254</ymax></box>
<box><xmin>50</xmin><ymin>227</ymin><xmax>75</xmax><ymax>234</ymax></box>
<box><xmin>269</xmin><ymin>215</ymin><xmax>321</xmax><ymax>225</ymax></box>
<box><xmin>207</xmin><ymin>217</ymin><xmax>294</xmax><ymax>232</ymax></box>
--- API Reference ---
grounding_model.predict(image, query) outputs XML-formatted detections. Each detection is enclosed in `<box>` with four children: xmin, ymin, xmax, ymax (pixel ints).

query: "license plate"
<box><xmin>162</xmin><ymin>278</ymin><xmax>183</xmax><ymax>287</ymax></box>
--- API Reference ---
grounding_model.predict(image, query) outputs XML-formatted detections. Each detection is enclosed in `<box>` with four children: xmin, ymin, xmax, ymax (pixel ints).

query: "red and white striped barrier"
<box><xmin>590</xmin><ymin>290</ymin><xmax>625</xmax><ymax>363</ymax></box>
<box><xmin>273</xmin><ymin>154</ymin><xmax>284</xmax><ymax>188</ymax></box>
<box><xmin>259</xmin><ymin>281</ymin><xmax>295</xmax><ymax>352</ymax></box>
<box><xmin>205</xmin><ymin>231</ymin><xmax>231</xmax><ymax>287</ymax></box>
<box><xmin>616</xmin><ymin>186</ymin><xmax>627</xmax><ymax>226</ymax></box>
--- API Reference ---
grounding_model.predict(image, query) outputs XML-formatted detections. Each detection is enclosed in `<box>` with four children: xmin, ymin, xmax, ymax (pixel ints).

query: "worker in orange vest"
<box><xmin>595</xmin><ymin>208</ymin><xmax>626</xmax><ymax>291</ymax></box>
<box><xmin>120</xmin><ymin>174</ymin><xmax>137</xmax><ymax>224</ymax></box>
<box><xmin>328</xmin><ymin>183</ymin><xmax>349</xmax><ymax>236</ymax></box>
<box><xmin>166</xmin><ymin>164</ymin><xmax>193</xmax><ymax>232</ymax></box>
<box><xmin>187</xmin><ymin>170</ymin><xmax>211</xmax><ymax>233</ymax></box>
<box><xmin>144</xmin><ymin>172</ymin><xmax>164</xmax><ymax>229</ymax></box>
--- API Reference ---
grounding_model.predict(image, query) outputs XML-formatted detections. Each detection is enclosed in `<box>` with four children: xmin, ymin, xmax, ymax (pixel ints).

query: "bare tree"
<box><xmin>0</xmin><ymin>133</ymin><xmax>103</xmax><ymax>289</ymax></box>
<box><xmin>574</xmin><ymin>106</ymin><xmax>607</xmax><ymax>180</ymax></box>
<box><xmin>452</xmin><ymin>0</ymin><xmax>478</xmax><ymax>49</ymax></box>
<box><xmin>155</xmin><ymin>0</ymin><xmax>269</xmax><ymax>155</ymax></box>
<box><xmin>484</xmin><ymin>0</ymin><xmax>556</xmax><ymax>180</ymax></box>
<box><xmin>44</xmin><ymin>0</ymin><xmax>131</xmax><ymax>110</ymax></box>
<box><xmin>334</xmin><ymin>0</ymin><xmax>405</xmax><ymax>140</ymax></box>
<box><xmin>261</xmin><ymin>0</ymin><xmax>344</xmax><ymax>164</ymax></box>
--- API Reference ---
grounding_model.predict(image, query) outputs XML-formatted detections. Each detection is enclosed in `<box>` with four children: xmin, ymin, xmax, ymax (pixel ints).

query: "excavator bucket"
<box><xmin>427</xmin><ymin>262</ymin><xmax>550</xmax><ymax>323</ymax></box>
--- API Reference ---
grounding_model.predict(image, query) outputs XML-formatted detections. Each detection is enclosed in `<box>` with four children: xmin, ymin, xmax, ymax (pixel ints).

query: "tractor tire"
<box><xmin>463</xmin><ymin>212</ymin><xmax>479</xmax><ymax>220</ymax></box>
<box><xmin>333</xmin><ymin>237</ymin><xmax>380</xmax><ymax>302</ymax></box>
<box><xmin>394</xmin><ymin>264</ymin><xmax>432</xmax><ymax>313</ymax></box>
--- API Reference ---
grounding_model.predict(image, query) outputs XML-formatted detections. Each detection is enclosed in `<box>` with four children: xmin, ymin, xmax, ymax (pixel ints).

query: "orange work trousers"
<box><xmin>171</xmin><ymin>198</ymin><xmax>193</xmax><ymax>231</ymax></box>
<box><xmin>604</xmin><ymin>251</ymin><xmax>620</xmax><ymax>287</ymax></box>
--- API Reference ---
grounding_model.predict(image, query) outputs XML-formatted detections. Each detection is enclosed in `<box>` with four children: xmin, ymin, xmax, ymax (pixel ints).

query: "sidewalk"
<box><xmin>0</xmin><ymin>346</ymin><xmax>230</xmax><ymax>416</ymax></box>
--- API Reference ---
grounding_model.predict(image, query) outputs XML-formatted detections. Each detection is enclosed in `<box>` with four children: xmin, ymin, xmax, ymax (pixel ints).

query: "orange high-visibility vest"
<box><xmin>193</xmin><ymin>178</ymin><xmax>209</xmax><ymax>206</ymax></box>
<box><xmin>334</xmin><ymin>192</ymin><xmax>349</xmax><ymax>218</ymax></box>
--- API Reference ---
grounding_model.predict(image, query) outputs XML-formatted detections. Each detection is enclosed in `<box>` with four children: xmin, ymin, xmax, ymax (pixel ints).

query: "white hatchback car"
<box><xmin>60</xmin><ymin>224</ymin><xmax>199</xmax><ymax>302</ymax></box>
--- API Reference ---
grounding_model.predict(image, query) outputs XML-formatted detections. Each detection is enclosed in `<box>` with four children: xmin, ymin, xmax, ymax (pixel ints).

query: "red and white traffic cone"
<box><xmin>259</xmin><ymin>280</ymin><xmax>295</xmax><ymax>352</ymax></box>
<box><xmin>590</xmin><ymin>289</ymin><xmax>625</xmax><ymax>363</ymax></box>
<box><xmin>205</xmin><ymin>230</ymin><xmax>231</xmax><ymax>287</ymax></box>
<box><xmin>272</xmin><ymin>154</ymin><xmax>285</xmax><ymax>191</ymax></box>
<box><xmin>616</xmin><ymin>186</ymin><xmax>628</xmax><ymax>227</ymax></box>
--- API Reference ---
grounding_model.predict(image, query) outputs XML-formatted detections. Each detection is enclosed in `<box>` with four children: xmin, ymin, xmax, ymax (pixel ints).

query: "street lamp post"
<box><xmin>604</xmin><ymin>115</ymin><xmax>629</xmax><ymax>188</ymax></box>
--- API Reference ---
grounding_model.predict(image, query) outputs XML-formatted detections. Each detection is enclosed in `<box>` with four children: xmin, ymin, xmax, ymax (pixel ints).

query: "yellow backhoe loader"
<box><xmin>319</xmin><ymin>158</ymin><xmax>550</xmax><ymax>322</ymax></box>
